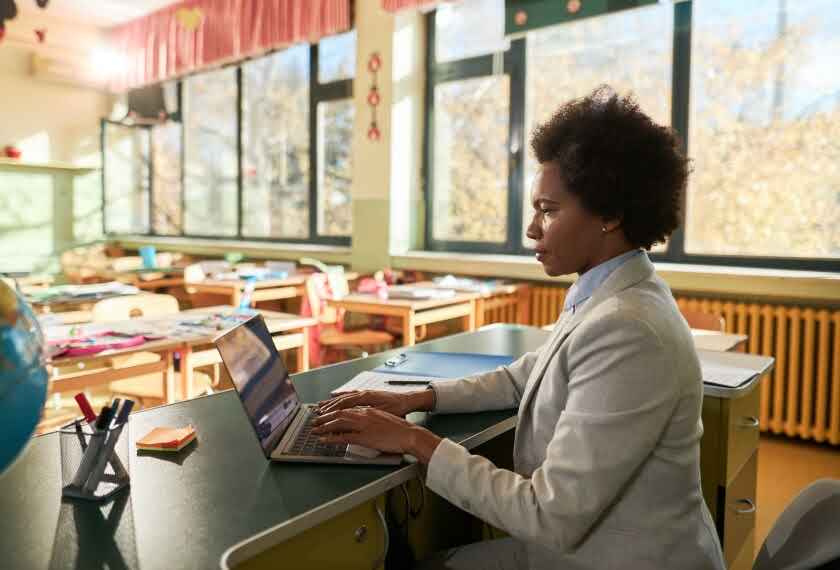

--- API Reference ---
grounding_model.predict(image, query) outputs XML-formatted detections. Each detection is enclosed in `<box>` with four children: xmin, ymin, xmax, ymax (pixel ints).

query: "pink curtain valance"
<box><xmin>109</xmin><ymin>0</ymin><xmax>351</xmax><ymax>91</ymax></box>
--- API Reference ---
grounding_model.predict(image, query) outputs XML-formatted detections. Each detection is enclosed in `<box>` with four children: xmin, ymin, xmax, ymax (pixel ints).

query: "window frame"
<box><xmin>101</xmin><ymin>40</ymin><xmax>354</xmax><ymax>246</ymax></box>
<box><xmin>423</xmin><ymin>3</ymin><xmax>840</xmax><ymax>272</ymax></box>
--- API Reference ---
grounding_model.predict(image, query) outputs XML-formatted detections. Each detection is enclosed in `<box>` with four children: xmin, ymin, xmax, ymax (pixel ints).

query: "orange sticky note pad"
<box><xmin>136</xmin><ymin>425</ymin><xmax>197</xmax><ymax>452</ymax></box>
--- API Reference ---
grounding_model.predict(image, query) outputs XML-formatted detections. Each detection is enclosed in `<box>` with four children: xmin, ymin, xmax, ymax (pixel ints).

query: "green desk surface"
<box><xmin>0</xmin><ymin>324</ymin><xmax>549</xmax><ymax>570</ymax></box>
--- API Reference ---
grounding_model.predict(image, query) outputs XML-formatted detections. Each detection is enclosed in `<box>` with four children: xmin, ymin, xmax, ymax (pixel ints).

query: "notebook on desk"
<box><xmin>214</xmin><ymin>314</ymin><xmax>401</xmax><ymax>465</ymax></box>
<box><xmin>332</xmin><ymin>351</ymin><xmax>515</xmax><ymax>395</ymax></box>
<box><xmin>698</xmin><ymin>349</ymin><xmax>774</xmax><ymax>389</ymax></box>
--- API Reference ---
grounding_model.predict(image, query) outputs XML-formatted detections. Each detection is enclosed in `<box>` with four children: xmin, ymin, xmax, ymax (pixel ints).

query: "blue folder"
<box><xmin>373</xmin><ymin>351</ymin><xmax>514</xmax><ymax>379</ymax></box>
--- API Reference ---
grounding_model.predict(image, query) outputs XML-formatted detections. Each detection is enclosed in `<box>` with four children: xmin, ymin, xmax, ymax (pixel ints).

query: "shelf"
<box><xmin>0</xmin><ymin>157</ymin><xmax>98</xmax><ymax>174</ymax></box>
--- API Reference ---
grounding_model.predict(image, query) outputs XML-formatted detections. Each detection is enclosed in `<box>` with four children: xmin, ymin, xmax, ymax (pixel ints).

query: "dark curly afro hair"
<box><xmin>530</xmin><ymin>86</ymin><xmax>689</xmax><ymax>250</ymax></box>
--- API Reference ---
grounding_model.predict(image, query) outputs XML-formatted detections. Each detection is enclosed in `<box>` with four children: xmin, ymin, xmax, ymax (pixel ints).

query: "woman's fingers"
<box><xmin>317</xmin><ymin>391</ymin><xmax>368</xmax><ymax>414</ymax></box>
<box><xmin>312</xmin><ymin>409</ymin><xmax>363</xmax><ymax>432</ymax></box>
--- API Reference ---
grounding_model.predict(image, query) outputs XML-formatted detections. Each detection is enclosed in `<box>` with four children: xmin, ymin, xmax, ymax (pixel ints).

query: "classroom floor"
<box><xmin>754</xmin><ymin>434</ymin><xmax>840</xmax><ymax>558</ymax></box>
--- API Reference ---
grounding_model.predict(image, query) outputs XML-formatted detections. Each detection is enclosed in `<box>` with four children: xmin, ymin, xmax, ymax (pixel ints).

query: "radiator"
<box><xmin>523</xmin><ymin>286</ymin><xmax>840</xmax><ymax>445</ymax></box>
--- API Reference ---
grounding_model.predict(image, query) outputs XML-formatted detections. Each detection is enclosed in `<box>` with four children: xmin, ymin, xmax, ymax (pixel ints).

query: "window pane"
<box><xmin>435</xmin><ymin>0</ymin><xmax>509</xmax><ymax>63</ymax></box>
<box><xmin>151</xmin><ymin>121</ymin><xmax>182</xmax><ymax>235</ymax></box>
<box><xmin>0</xmin><ymin>173</ymin><xmax>53</xmax><ymax>272</ymax></box>
<box><xmin>522</xmin><ymin>3</ymin><xmax>673</xmax><ymax>247</ymax></box>
<box><xmin>686</xmin><ymin>0</ymin><xmax>840</xmax><ymax>259</ymax></box>
<box><xmin>319</xmin><ymin>30</ymin><xmax>356</xmax><ymax>82</ymax></box>
<box><xmin>317</xmin><ymin>99</ymin><xmax>354</xmax><ymax>236</ymax></box>
<box><xmin>242</xmin><ymin>46</ymin><xmax>310</xmax><ymax>239</ymax></box>
<box><xmin>184</xmin><ymin>68</ymin><xmax>238</xmax><ymax>236</ymax></box>
<box><xmin>433</xmin><ymin>76</ymin><xmax>510</xmax><ymax>243</ymax></box>
<box><xmin>104</xmin><ymin>123</ymin><xmax>149</xmax><ymax>234</ymax></box>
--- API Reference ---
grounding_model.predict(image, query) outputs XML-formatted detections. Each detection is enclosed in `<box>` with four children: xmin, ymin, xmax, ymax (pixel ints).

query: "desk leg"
<box><xmin>180</xmin><ymin>344</ymin><xmax>194</xmax><ymax>400</ymax></box>
<box><xmin>231</xmin><ymin>289</ymin><xmax>241</xmax><ymax>308</ymax></box>
<box><xmin>163</xmin><ymin>351</ymin><xmax>176</xmax><ymax>404</ymax></box>
<box><xmin>463</xmin><ymin>300</ymin><xmax>477</xmax><ymax>332</ymax></box>
<box><xmin>297</xmin><ymin>329</ymin><xmax>309</xmax><ymax>372</ymax></box>
<box><xmin>402</xmin><ymin>311</ymin><xmax>417</xmax><ymax>346</ymax></box>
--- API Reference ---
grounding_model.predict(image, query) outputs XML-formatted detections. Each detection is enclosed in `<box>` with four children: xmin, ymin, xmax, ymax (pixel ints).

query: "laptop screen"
<box><xmin>214</xmin><ymin>315</ymin><xmax>299</xmax><ymax>456</ymax></box>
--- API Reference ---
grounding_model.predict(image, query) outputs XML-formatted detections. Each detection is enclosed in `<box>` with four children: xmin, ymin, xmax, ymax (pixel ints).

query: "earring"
<box><xmin>601</xmin><ymin>226</ymin><xmax>607</xmax><ymax>233</ymax></box>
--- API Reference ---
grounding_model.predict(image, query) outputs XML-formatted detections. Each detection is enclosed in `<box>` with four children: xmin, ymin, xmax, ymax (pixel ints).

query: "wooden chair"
<box><xmin>91</xmin><ymin>294</ymin><xmax>214</xmax><ymax>408</ymax></box>
<box><xmin>680</xmin><ymin>308</ymin><xmax>725</xmax><ymax>332</ymax></box>
<box><xmin>91</xmin><ymin>293</ymin><xmax>179</xmax><ymax>321</ymax></box>
<box><xmin>304</xmin><ymin>273</ymin><xmax>393</xmax><ymax>367</ymax></box>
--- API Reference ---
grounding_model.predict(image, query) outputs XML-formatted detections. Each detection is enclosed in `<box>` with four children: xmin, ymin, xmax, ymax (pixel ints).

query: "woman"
<box><xmin>313</xmin><ymin>87</ymin><xmax>725</xmax><ymax>570</ymax></box>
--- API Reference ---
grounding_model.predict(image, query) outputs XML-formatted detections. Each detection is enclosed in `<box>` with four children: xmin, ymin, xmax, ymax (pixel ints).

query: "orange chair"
<box><xmin>303</xmin><ymin>273</ymin><xmax>393</xmax><ymax>367</ymax></box>
<box><xmin>680</xmin><ymin>308</ymin><xmax>725</xmax><ymax>332</ymax></box>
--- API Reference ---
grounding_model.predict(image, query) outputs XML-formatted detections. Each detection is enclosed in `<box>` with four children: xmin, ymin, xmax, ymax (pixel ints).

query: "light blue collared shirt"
<box><xmin>563</xmin><ymin>249</ymin><xmax>645</xmax><ymax>314</ymax></box>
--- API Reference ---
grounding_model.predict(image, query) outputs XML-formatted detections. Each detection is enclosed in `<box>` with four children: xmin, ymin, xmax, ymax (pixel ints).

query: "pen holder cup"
<box><xmin>60</xmin><ymin>421</ymin><xmax>130</xmax><ymax>501</ymax></box>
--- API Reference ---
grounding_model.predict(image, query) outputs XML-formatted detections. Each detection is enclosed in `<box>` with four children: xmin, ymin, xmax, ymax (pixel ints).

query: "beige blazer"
<box><xmin>426</xmin><ymin>254</ymin><xmax>725</xmax><ymax>570</ymax></box>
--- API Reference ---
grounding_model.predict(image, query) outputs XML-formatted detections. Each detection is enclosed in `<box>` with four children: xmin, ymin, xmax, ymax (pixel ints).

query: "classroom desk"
<box><xmin>187</xmin><ymin>272</ymin><xmax>359</xmax><ymax>309</ymax></box>
<box><xmin>327</xmin><ymin>292</ymin><xmax>479</xmax><ymax>346</ymax></box>
<box><xmin>413</xmin><ymin>281</ymin><xmax>531</xmax><ymax>328</ymax></box>
<box><xmin>542</xmin><ymin>323</ymin><xmax>748</xmax><ymax>353</ymax></box>
<box><xmin>1</xmin><ymin>325</ymin><xmax>770</xmax><ymax>569</ymax></box>
<box><xmin>46</xmin><ymin>307</ymin><xmax>316</xmax><ymax>404</ymax></box>
<box><xmin>0</xmin><ymin>325</ymin><xmax>544</xmax><ymax>570</ymax></box>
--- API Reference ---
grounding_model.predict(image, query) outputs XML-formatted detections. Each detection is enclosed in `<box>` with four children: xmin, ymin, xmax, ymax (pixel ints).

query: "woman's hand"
<box><xmin>317</xmin><ymin>389</ymin><xmax>435</xmax><ymax>418</ymax></box>
<box><xmin>312</xmin><ymin>407</ymin><xmax>442</xmax><ymax>463</ymax></box>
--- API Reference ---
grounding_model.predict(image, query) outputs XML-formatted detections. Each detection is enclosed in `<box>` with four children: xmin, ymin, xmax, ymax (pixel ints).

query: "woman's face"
<box><xmin>526</xmin><ymin>164</ymin><xmax>607</xmax><ymax>277</ymax></box>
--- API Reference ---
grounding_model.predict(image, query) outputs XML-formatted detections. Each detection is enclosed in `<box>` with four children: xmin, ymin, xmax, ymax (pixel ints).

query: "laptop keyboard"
<box><xmin>287</xmin><ymin>411</ymin><xmax>346</xmax><ymax>457</ymax></box>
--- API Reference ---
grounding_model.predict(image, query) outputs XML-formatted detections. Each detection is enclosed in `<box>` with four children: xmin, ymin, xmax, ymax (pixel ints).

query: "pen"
<box><xmin>70</xmin><ymin>405</ymin><xmax>113</xmax><ymax>488</ymax></box>
<box><xmin>83</xmin><ymin>401</ymin><xmax>134</xmax><ymax>494</ymax></box>
<box><xmin>74</xmin><ymin>392</ymin><xmax>97</xmax><ymax>424</ymax></box>
<box><xmin>385</xmin><ymin>379</ymin><xmax>431</xmax><ymax>386</ymax></box>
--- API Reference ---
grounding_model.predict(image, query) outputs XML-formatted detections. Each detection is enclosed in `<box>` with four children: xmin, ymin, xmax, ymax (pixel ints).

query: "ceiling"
<box><xmin>17</xmin><ymin>0</ymin><xmax>181</xmax><ymax>27</ymax></box>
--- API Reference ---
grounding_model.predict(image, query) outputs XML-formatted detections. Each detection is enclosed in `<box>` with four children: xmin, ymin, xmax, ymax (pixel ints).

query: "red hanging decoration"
<box><xmin>34</xmin><ymin>28</ymin><xmax>45</xmax><ymax>43</ymax></box>
<box><xmin>567</xmin><ymin>0</ymin><xmax>581</xmax><ymax>14</ymax></box>
<box><xmin>366</xmin><ymin>52</ymin><xmax>382</xmax><ymax>143</ymax></box>
<box><xmin>0</xmin><ymin>24</ymin><xmax>5</xmax><ymax>43</ymax></box>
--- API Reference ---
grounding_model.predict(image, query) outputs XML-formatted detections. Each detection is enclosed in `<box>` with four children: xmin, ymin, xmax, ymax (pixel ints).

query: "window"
<box><xmin>242</xmin><ymin>45</ymin><xmax>310</xmax><ymax>239</ymax></box>
<box><xmin>426</xmin><ymin>1</ymin><xmax>839</xmax><ymax>270</ymax></box>
<box><xmin>432</xmin><ymin>76</ymin><xmax>510</xmax><ymax>242</ymax></box>
<box><xmin>426</xmin><ymin>0</ymin><xmax>521</xmax><ymax>252</ymax></box>
<box><xmin>523</xmin><ymin>3</ymin><xmax>672</xmax><ymax>246</ymax></box>
<box><xmin>183</xmin><ymin>67</ymin><xmax>238</xmax><ymax>236</ymax></box>
<box><xmin>103</xmin><ymin>121</ymin><xmax>149</xmax><ymax>234</ymax></box>
<box><xmin>103</xmin><ymin>34</ymin><xmax>355</xmax><ymax>245</ymax></box>
<box><xmin>686</xmin><ymin>0</ymin><xmax>840</xmax><ymax>261</ymax></box>
<box><xmin>151</xmin><ymin>121</ymin><xmax>182</xmax><ymax>235</ymax></box>
<box><xmin>317</xmin><ymin>99</ymin><xmax>354</xmax><ymax>236</ymax></box>
<box><xmin>319</xmin><ymin>30</ymin><xmax>356</xmax><ymax>82</ymax></box>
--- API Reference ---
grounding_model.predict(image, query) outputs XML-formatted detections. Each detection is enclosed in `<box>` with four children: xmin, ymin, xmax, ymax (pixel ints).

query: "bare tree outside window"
<box><xmin>104</xmin><ymin>123</ymin><xmax>149</xmax><ymax>234</ymax></box>
<box><xmin>242</xmin><ymin>45</ymin><xmax>310</xmax><ymax>239</ymax></box>
<box><xmin>318</xmin><ymin>99</ymin><xmax>354</xmax><ymax>236</ymax></box>
<box><xmin>152</xmin><ymin>121</ymin><xmax>182</xmax><ymax>235</ymax></box>
<box><xmin>523</xmin><ymin>4</ymin><xmax>673</xmax><ymax>249</ymax></box>
<box><xmin>433</xmin><ymin>76</ymin><xmax>511</xmax><ymax>243</ymax></box>
<box><xmin>184</xmin><ymin>67</ymin><xmax>238</xmax><ymax>236</ymax></box>
<box><xmin>687</xmin><ymin>0</ymin><xmax>840</xmax><ymax>259</ymax></box>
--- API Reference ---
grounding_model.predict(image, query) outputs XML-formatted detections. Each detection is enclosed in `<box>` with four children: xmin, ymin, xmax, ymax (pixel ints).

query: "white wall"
<box><xmin>0</xmin><ymin>12</ymin><xmax>112</xmax><ymax>273</ymax></box>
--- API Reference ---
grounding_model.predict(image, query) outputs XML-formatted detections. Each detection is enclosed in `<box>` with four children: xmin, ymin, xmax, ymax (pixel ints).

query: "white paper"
<box><xmin>697</xmin><ymin>349</ymin><xmax>774</xmax><ymax>388</ymax></box>
<box><xmin>331</xmin><ymin>371</ymin><xmax>437</xmax><ymax>395</ymax></box>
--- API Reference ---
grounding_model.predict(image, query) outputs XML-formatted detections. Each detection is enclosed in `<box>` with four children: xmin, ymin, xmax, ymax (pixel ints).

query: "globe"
<box><xmin>0</xmin><ymin>279</ymin><xmax>48</xmax><ymax>473</ymax></box>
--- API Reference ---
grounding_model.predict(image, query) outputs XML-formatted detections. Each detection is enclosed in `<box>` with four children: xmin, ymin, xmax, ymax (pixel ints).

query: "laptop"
<box><xmin>214</xmin><ymin>314</ymin><xmax>402</xmax><ymax>465</ymax></box>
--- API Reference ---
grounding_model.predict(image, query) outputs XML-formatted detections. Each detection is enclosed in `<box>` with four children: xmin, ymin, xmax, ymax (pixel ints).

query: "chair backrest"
<box><xmin>303</xmin><ymin>273</ymin><xmax>346</xmax><ymax>328</ymax></box>
<box><xmin>681</xmin><ymin>308</ymin><xmax>725</xmax><ymax>332</ymax></box>
<box><xmin>753</xmin><ymin>479</ymin><xmax>840</xmax><ymax>570</ymax></box>
<box><xmin>92</xmin><ymin>294</ymin><xmax>180</xmax><ymax>322</ymax></box>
